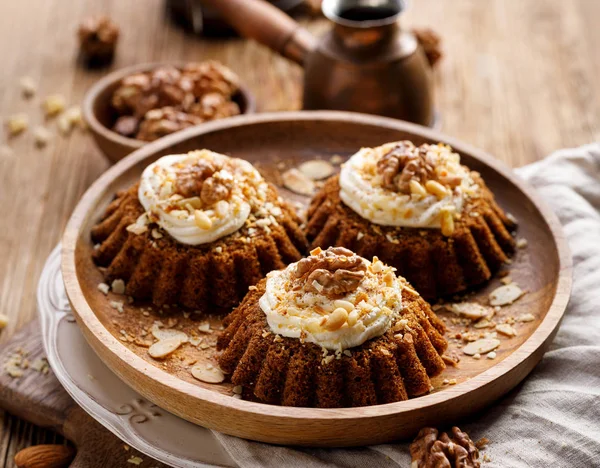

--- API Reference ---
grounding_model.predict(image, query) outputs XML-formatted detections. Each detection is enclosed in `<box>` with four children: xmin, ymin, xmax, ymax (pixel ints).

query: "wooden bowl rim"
<box><xmin>62</xmin><ymin>110</ymin><xmax>572</xmax><ymax>423</ymax></box>
<box><xmin>82</xmin><ymin>61</ymin><xmax>257</xmax><ymax>153</ymax></box>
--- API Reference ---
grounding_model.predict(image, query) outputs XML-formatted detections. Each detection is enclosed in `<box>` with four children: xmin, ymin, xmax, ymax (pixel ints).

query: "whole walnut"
<box><xmin>410</xmin><ymin>426</ymin><xmax>481</xmax><ymax>468</ymax></box>
<box><xmin>294</xmin><ymin>247</ymin><xmax>367</xmax><ymax>298</ymax></box>
<box><xmin>77</xmin><ymin>15</ymin><xmax>120</xmax><ymax>65</ymax></box>
<box><xmin>136</xmin><ymin>107</ymin><xmax>203</xmax><ymax>142</ymax></box>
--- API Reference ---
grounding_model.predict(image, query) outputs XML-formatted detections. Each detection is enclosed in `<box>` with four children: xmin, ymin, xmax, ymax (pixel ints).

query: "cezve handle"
<box><xmin>200</xmin><ymin>0</ymin><xmax>316</xmax><ymax>65</ymax></box>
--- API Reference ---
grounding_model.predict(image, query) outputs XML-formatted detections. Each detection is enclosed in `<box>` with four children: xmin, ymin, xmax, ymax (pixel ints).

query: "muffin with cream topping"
<box><xmin>217</xmin><ymin>246</ymin><xmax>447</xmax><ymax>407</ymax></box>
<box><xmin>305</xmin><ymin>141</ymin><xmax>516</xmax><ymax>299</ymax></box>
<box><xmin>91</xmin><ymin>150</ymin><xmax>307</xmax><ymax>310</ymax></box>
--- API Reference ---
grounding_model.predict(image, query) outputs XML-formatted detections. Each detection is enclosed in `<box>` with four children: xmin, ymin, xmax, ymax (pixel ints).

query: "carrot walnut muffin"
<box><xmin>91</xmin><ymin>150</ymin><xmax>307</xmax><ymax>310</ymax></box>
<box><xmin>305</xmin><ymin>142</ymin><xmax>516</xmax><ymax>300</ymax></box>
<box><xmin>217</xmin><ymin>246</ymin><xmax>447</xmax><ymax>407</ymax></box>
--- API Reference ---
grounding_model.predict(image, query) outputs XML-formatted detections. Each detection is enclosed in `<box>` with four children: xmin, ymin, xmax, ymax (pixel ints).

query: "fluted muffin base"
<box><xmin>306</xmin><ymin>175</ymin><xmax>516</xmax><ymax>300</ymax></box>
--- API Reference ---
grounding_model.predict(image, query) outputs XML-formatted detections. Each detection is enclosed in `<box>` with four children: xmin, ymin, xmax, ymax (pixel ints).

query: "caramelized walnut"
<box><xmin>174</xmin><ymin>160</ymin><xmax>218</xmax><ymax>198</ymax></box>
<box><xmin>410</xmin><ymin>426</ymin><xmax>481</xmax><ymax>468</ymax></box>
<box><xmin>377</xmin><ymin>142</ymin><xmax>434</xmax><ymax>193</ymax></box>
<box><xmin>200</xmin><ymin>176</ymin><xmax>231</xmax><ymax>205</ymax></box>
<box><xmin>78</xmin><ymin>15</ymin><xmax>119</xmax><ymax>64</ymax></box>
<box><xmin>293</xmin><ymin>247</ymin><xmax>367</xmax><ymax>298</ymax></box>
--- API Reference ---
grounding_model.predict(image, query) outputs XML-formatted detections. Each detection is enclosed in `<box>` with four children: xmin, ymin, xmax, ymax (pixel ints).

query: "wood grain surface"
<box><xmin>0</xmin><ymin>0</ymin><xmax>597</xmax><ymax>462</ymax></box>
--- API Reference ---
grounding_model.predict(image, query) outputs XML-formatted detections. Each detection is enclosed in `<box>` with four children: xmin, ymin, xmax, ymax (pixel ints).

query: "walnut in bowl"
<box><xmin>83</xmin><ymin>62</ymin><xmax>256</xmax><ymax>164</ymax></box>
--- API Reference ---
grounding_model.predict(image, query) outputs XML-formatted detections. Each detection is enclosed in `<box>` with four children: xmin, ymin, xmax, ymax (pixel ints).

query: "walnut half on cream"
<box><xmin>292</xmin><ymin>247</ymin><xmax>367</xmax><ymax>298</ymax></box>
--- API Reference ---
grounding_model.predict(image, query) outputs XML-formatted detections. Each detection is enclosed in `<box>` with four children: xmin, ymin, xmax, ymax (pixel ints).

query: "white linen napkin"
<box><xmin>213</xmin><ymin>144</ymin><xmax>600</xmax><ymax>467</ymax></box>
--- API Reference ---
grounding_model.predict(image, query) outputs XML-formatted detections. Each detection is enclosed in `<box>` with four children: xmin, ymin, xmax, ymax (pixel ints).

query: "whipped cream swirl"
<box><xmin>138</xmin><ymin>150</ymin><xmax>268</xmax><ymax>245</ymax></box>
<box><xmin>339</xmin><ymin>142</ymin><xmax>478</xmax><ymax>228</ymax></box>
<box><xmin>259</xmin><ymin>249</ymin><xmax>404</xmax><ymax>351</ymax></box>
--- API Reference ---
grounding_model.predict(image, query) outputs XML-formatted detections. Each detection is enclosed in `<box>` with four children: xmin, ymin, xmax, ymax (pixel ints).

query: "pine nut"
<box><xmin>323</xmin><ymin>308</ymin><xmax>348</xmax><ymax>331</ymax></box>
<box><xmin>425</xmin><ymin>180</ymin><xmax>449</xmax><ymax>199</ymax></box>
<box><xmin>441</xmin><ymin>209</ymin><xmax>455</xmax><ymax>236</ymax></box>
<box><xmin>347</xmin><ymin>310</ymin><xmax>359</xmax><ymax>327</ymax></box>
<box><xmin>194</xmin><ymin>210</ymin><xmax>213</xmax><ymax>229</ymax></box>
<box><xmin>409</xmin><ymin>179</ymin><xmax>427</xmax><ymax>196</ymax></box>
<box><xmin>333</xmin><ymin>300</ymin><xmax>354</xmax><ymax>312</ymax></box>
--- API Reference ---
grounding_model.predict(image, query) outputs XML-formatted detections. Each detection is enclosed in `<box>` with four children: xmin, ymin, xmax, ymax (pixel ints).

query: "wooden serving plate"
<box><xmin>62</xmin><ymin>111</ymin><xmax>571</xmax><ymax>447</ymax></box>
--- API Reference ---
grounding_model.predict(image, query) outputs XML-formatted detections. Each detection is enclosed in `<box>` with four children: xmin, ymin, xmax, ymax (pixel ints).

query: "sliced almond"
<box><xmin>496</xmin><ymin>323</ymin><xmax>517</xmax><ymax>337</ymax></box>
<box><xmin>191</xmin><ymin>364</ymin><xmax>225</xmax><ymax>384</ymax></box>
<box><xmin>148</xmin><ymin>337</ymin><xmax>183</xmax><ymax>359</ymax></box>
<box><xmin>473</xmin><ymin>318</ymin><xmax>493</xmax><ymax>329</ymax></box>
<box><xmin>517</xmin><ymin>313</ymin><xmax>535</xmax><ymax>323</ymax></box>
<box><xmin>448</xmin><ymin>302</ymin><xmax>490</xmax><ymax>320</ymax></box>
<box><xmin>151</xmin><ymin>326</ymin><xmax>188</xmax><ymax>342</ymax></box>
<box><xmin>462</xmin><ymin>338</ymin><xmax>501</xmax><ymax>356</ymax></box>
<box><xmin>489</xmin><ymin>283</ymin><xmax>524</xmax><ymax>306</ymax></box>
<box><xmin>282</xmin><ymin>168</ymin><xmax>315</xmax><ymax>196</ymax></box>
<box><xmin>298</xmin><ymin>160</ymin><xmax>335</xmax><ymax>180</ymax></box>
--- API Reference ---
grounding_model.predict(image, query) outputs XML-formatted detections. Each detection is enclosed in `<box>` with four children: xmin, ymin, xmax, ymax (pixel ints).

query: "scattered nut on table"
<box><xmin>78</xmin><ymin>14</ymin><xmax>120</xmax><ymax>64</ymax></box>
<box><xmin>410</xmin><ymin>426</ymin><xmax>481</xmax><ymax>467</ymax></box>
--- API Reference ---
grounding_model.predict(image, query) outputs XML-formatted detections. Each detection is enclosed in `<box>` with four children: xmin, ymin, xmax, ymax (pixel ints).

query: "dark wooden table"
<box><xmin>1</xmin><ymin>0</ymin><xmax>599</xmax><ymax>463</ymax></box>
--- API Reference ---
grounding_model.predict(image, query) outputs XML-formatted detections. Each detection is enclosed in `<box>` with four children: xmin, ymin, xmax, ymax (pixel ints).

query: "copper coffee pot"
<box><xmin>199</xmin><ymin>0</ymin><xmax>435</xmax><ymax>126</ymax></box>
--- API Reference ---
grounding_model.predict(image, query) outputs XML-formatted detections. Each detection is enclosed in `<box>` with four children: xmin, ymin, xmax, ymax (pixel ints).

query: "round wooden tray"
<box><xmin>62</xmin><ymin>111</ymin><xmax>571</xmax><ymax>447</ymax></box>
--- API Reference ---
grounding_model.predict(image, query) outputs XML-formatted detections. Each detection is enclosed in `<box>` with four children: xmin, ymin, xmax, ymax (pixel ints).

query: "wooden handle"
<box><xmin>200</xmin><ymin>0</ymin><xmax>316</xmax><ymax>65</ymax></box>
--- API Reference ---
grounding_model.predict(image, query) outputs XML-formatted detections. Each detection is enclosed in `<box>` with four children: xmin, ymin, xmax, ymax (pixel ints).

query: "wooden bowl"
<box><xmin>62</xmin><ymin>111</ymin><xmax>571</xmax><ymax>447</ymax></box>
<box><xmin>82</xmin><ymin>62</ymin><xmax>256</xmax><ymax>165</ymax></box>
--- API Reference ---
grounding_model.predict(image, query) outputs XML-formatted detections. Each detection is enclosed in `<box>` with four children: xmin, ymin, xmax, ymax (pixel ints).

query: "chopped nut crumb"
<box><xmin>20</xmin><ymin>76</ymin><xmax>37</xmax><ymax>98</ymax></box>
<box><xmin>6</xmin><ymin>114</ymin><xmax>29</xmax><ymax>135</ymax></box>
<box><xmin>516</xmin><ymin>238</ymin><xmax>528</xmax><ymax>249</ymax></box>
<box><xmin>0</xmin><ymin>314</ymin><xmax>9</xmax><ymax>330</ymax></box>
<box><xmin>43</xmin><ymin>94</ymin><xmax>66</xmax><ymax>117</ymax></box>
<box><xmin>487</xmin><ymin>351</ymin><xmax>497</xmax><ymax>359</ymax></box>
<box><xmin>127</xmin><ymin>456</ymin><xmax>143</xmax><ymax>465</ymax></box>
<box><xmin>33</xmin><ymin>126</ymin><xmax>52</xmax><ymax>148</ymax></box>
<box><xmin>111</xmin><ymin>279</ymin><xmax>126</xmax><ymax>295</ymax></box>
<box><xmin>97</xmin><ymin>282</ymin><xmax>110</xmax><ymax>295</ymax></box>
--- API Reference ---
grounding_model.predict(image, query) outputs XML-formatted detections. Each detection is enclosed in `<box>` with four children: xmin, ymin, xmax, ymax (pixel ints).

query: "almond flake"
<box><xmin>496</xmin><ymin>323</ymin><xmax>517</xmax><ymax>337</ymax></box>
<box><xmin>462</xmin><ymin>338</ymin><xmax>501</xmax><ymax>356</ymax></box>
<box><xmin>489</xmin><ymin>283</ymin><xmax>524</xmax><ymax>306</ymax></box>
<box><xmin>517</xmin><ymin>313</ymin><xmax>535</xmax><ymax>323</ymax></box>
<box><xmin>148</xmin><ymin>337</ymin><xmax>183</xmax><ymax>359</ymax></box>
<box><xmin>151</xmin><ymin>326</ymin><xmax>188</xmax><ymax>342</ymax></box>
<box><xmin>191</xmin><ymin>364</ymin><xmax>225</xmax><ymax>384</ymax></box>
<box><xmin>198</xmin><ymin>323</ymin><xmax>212</xmax><ymax>334</ymax></box>
<box><xmin>448</xmin><ymin>302</ymin><xmax>490</xmax><ymax>320</ymax></box>
<box><xmin>282</xmin><ymin>168</ymin><xmax>315</xmax><ymax>195</ymax></box>
<box><xmin>298</xmin><ymin>160</ymin><xmax>335</xmax><ymax>180</ymax></box>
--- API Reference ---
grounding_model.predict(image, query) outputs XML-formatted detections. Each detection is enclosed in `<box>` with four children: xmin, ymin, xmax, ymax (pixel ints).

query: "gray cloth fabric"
<box><xmin>214</xmin><ymin>144</ymin><xmax>600</xmax><ymax>467</ymax></box>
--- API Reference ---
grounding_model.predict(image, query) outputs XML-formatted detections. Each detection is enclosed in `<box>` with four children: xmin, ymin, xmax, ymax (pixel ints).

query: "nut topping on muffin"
<box><xmin>293</xmin><ymin>247</ymin><xmax>367</xmax><ymax>297</ymax></box>
<box><xmin>138</xmin><ymin>150</ymin><xmax>269</xmax><ymax>245</ymax></box>
<box><xmin>339</xmin><ymin>141</ymin><xmax>479</xmax><ymax>231</ymax></box>
<box><xmin>259</xmin><ymin>247</ymin><xmax>406</xmax><ymax>350</ymax></box>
